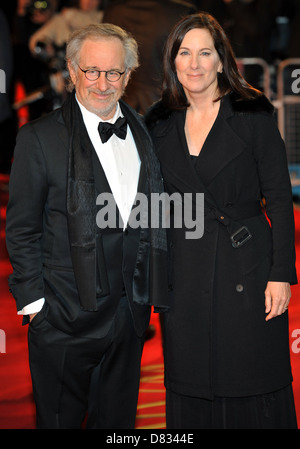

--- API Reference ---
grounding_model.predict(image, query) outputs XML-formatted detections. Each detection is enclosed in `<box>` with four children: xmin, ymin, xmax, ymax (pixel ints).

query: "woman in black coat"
<box><xmin>145</xmin><ymin>13</ymin><xmax>298</xmax><ymax>429</ymax></box>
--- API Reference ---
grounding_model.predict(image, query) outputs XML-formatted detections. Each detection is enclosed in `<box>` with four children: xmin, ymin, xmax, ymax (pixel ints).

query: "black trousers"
<box><xmin>28</xmin><ymin>296</ymin><xmax>144</xmax><ymax>429</ymax></box>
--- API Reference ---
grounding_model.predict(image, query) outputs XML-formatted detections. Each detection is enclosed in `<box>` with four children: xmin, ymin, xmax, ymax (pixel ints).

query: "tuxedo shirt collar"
<box><xmin>74</xmin><ymin>95</ymin><xmax>141</xmax><ymax>229</ymax></box>
<box><xmin>75</xmin><ymin>95</ymin><xmax>123</xmax><ymax>127</ymax></box>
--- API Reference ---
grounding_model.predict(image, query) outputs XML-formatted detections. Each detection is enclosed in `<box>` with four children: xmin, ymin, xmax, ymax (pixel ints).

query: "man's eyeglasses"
<box><xmin>78</xmin><ymin>66</ymin><xmax>126</xmax><ymax>82</ymax></box>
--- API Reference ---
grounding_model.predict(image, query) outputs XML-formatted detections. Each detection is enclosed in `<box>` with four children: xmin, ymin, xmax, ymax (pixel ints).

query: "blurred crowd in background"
<box><xmin>0</xmin><ymin>0</ymin><xmax>299</xmax><ymax>173</ymax></box>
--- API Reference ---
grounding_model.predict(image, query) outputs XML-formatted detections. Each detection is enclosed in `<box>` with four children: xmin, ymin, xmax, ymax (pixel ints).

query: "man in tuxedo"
<box><xmin>6</xmin><ymin>23</ymin><xmax>168</xmax><ymax>429</ymax></box>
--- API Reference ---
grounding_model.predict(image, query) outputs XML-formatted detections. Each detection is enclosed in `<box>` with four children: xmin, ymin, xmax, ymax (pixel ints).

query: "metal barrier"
<box><xmin>276</xmin><ymin>59</ymin><xmax>300</xmax><ymax>161</ymax></box>
<box><xmin>236</xmin><ymin>57</ymin><xmax>271</xmax><ymax>98</ymax></box>
<box><xmin>238</xmin><ymin>57</ymin><xmax>300</xmax><ymax>196</ymax></box>
<box><xmin>276</xmin><ymin>59</ymin><xmax>300</xmax><ymax>196</ymax></box>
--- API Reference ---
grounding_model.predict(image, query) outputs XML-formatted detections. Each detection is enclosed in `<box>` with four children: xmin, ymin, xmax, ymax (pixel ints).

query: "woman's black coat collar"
<box><xmin>144</xmin><ymin>91</ymin><xmax>274</xmax><ymax>133</ymax></box>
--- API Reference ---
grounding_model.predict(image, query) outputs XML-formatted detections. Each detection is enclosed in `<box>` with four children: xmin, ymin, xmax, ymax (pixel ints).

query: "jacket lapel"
<box><xmin>155</xmin><ymin>110</ymin><xmax>201</xmax><ymax>194</ymax></box>
<box><xmin>194</xmin><ymin>101</ymin><xmax>247</xmax><ymax>187</ymax></box>
<box><xmin>57</xmin><ymin>111</ymin><xmax>69</xmax><ymax>150</ymax></box>
<box><xmin>156</xmin><ymin>96</ymin><xmax>247</xmax><ymax>193</ymax></box>
<box><xmin>120</xmin><ymin>101</ymin><xmax>148</xmax><ymax>194</ymax></box>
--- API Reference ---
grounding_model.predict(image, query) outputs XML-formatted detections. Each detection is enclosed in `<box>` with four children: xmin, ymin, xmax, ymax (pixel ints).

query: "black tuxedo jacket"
<box><xmin>6</xmin><ymin>99</ymin><xmax>164</xmax><ymax>338</ymax></box>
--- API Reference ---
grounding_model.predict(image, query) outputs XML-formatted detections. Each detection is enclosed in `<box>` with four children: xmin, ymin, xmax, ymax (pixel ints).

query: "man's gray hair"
<box><xmin>66</xmin><ymin>23</ymin><xmax>139</xmax><ymax>91</ymax></box>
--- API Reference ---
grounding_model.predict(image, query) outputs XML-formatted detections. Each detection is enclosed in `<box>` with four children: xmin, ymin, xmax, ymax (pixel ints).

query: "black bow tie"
<box><xmin>98</xmin><ymin>116</ymin><xmax>127</xmax><ymax>143</ymax></box>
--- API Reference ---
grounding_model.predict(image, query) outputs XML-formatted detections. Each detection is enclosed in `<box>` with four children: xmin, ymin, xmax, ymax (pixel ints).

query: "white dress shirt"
<box><xmin>78</xmin><ymin>99</ymin><xmax>141</xmax><ymax>227</ymax></box>
<box><xmin>19</xmin><ymin>98</ymin><xmax>141</xmax><ymax>316</ymax></box>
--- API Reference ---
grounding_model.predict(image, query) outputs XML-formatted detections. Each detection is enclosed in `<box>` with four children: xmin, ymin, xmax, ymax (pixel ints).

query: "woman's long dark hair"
<box><xmin>162</xmin><ymin>12</ymin><xmax>262</xmax><ymax>110</ymax></box>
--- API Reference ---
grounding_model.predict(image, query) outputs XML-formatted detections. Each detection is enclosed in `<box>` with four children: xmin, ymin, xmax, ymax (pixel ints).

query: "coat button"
<box><xmin>236</xmin><ymin>284</ymin><xmax>244</xmax><ymax>293</ymax></box>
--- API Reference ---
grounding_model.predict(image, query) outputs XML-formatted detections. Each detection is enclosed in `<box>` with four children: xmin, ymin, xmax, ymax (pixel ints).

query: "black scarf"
<box><xmin>62</xmin><ymin>91</ymin><xmax>168</xmax><ymax>311</ymax></box>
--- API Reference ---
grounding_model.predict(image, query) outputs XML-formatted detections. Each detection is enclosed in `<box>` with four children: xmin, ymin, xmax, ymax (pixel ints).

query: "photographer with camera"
<box><xmin>14</xmin><ymin>1</ymin><xmax>58</xmax><ymax>120</ymax></box>
<box><xmin>29</xmin><ymin>0</ymin><xmax>103</xmax><ymax>56</ymax></box>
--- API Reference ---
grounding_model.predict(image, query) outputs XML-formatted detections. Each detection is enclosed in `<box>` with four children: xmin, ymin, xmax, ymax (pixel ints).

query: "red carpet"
<box><xmin>0</xmin><ymin>174</ymin><xmax>299</xmax><ymax>429</ymax></box>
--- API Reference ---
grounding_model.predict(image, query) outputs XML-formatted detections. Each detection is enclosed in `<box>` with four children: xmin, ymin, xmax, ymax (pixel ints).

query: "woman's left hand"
<box><xmin>264</xmin><ymin>281</ymin><xmax>291</xmax><ymax>321</ymax></box>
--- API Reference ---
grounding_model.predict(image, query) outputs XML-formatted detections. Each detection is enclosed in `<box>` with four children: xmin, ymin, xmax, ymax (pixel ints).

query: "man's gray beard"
<box><xmin>89</xmin><ymin>87</ymin><xmax>126</xmax><ymax>120</ymax></box>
